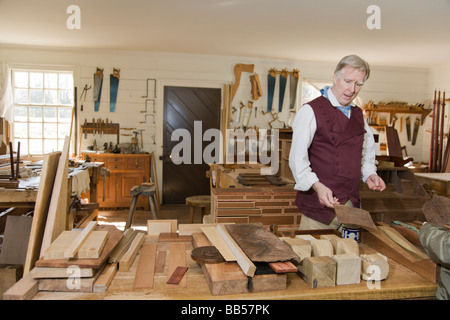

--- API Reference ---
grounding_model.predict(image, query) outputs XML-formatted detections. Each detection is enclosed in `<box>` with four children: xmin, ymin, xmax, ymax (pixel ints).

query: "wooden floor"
<box><xmin>97</xmin><ymin>204</ymin><xmax>194</xmax><ymax>232</ymax></box>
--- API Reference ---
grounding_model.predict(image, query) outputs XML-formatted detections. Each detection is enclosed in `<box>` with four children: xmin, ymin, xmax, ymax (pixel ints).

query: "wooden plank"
<box><xmin>2</xmin><ymin>268</ymin><xmax>39</xmax><ymax>300</ymax></box>
<box><xmin>268</xmin><ymin>261</ymin><xmax>297</xmax><ymax>273</ymax></box>
<box><xmin>334</xmin><ymin>204</ymin><xmax>377</xmax><ymax>230</ymax></box>
<box><xmin>93</xmin><ymin>263</ymin><xmax>118</xmax><ymax>293</ymax></box>
<box><xmin>42</xmin><ymin>230</ymin><xmax>109</xmax><ymax>260</ymax></box>
<box><xmin>63</xmin><ymin>221</ymin><xmax>98</xmax><ymax>258</ymax></box>
<box><xmin>133</xmin><ymin>244</ymin><xmax>157</xmax><ymax>289</ymax></box>
<box><xmin>0</xmin><ymin>215</ymin><xmax>33</xmax><ymax>265</ymax></box>
<box><xmin>216</xmin><ymin>224</ymin><xmax>256</xmax><ymax>277</ymax></box>
<box><xmin>147</xmin><ymin>220</ymin><xmax>177</xmax><ymax>236</ymax></box>
<box><xmin>108</xmin><ymin>228</ymin><xmax>138</xmax><ymax>264</ymax></box>
<box><xmin>200</xmin><ymin>226</ymin><xmax>237</xmax><ymax>261</ymax></box>
<box><xmin>40</xmin><ymin>136</ymin><xmax>71</xmax><ymax>256</ymax></box>
<box><xmin>167</xmin><ymin>266</ymin><xmax>189</xmax><ymax>285</ymax></box>
<box><xmin>166</xmin><ymin>243</ymin><xmax>187</xmax><ymax>289</ymax></box>
<box><xmin>24</xmin><ymin>151</ymin><xmax>61</xmax><ymax>275</ymax></box>
<box><xmin>178</xmin><ymin>223</ymin><xmax>234</xmax><ymax>236</ymax></box>
<box><xmin>118</xmin><ymin>232</ymin><xmax>145</xmax><ymax>272</ymax></box>
<box><xmin>155</xmin><ymin>251</ymin><xmax>166</xmax><ymax>273</ymax></box>
<box><xmin>158</xmin><ymin>233</ymin><xmax>192</xmax><ymax>242</ymax></box>
<box><xmin>33</xmin><ymin>267</ymin><xmax>94</xmax><ymax>279</ymax></box>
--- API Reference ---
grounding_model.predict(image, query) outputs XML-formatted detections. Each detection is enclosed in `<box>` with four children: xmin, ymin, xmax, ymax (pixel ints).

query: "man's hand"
<box><xmin>312</xmin><ymin>181</ymin><xmax>339</xmax><ymax>208</ymax></box>
<box><xmin>366</xmin><ymin>174</ymin><xmax>386</xmax><ymax>191</ymax></box>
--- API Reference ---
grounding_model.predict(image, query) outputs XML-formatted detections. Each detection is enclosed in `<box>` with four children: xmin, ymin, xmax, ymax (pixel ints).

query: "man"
<box><xmin>418</xmin><ymin>222</ymin><xmax>450</xmax><ymax>300</ymax></box>
<box><xmin>289</xmin><ymin>54</ymin><xmax>386</xmax><ymax>230</ymax></box>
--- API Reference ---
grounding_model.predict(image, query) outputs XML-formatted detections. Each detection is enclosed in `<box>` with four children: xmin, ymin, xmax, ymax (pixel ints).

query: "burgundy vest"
<box><xmin>295</xmin><ymin>96</ymin><xmax>366</xmax><ymax>224</ymax></box>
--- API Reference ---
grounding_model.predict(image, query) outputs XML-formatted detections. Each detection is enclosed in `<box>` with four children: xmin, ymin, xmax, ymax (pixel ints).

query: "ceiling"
<box><xmin>1</xmin><ymin>0</ymin><xmax>450</xmax><ymax>69</ymax></box>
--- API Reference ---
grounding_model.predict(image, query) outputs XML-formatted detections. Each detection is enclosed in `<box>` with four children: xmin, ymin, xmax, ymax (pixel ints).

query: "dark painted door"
<box><xmin>162</xmin><ymin>86</ymin><xmax>221</xmax><ymax>204</ymax></box>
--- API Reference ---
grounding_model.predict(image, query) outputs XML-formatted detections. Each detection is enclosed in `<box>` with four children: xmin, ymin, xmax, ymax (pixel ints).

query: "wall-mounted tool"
<box><xmin>79</xmin><ymin>84</ymin><xmax>91</xmax><ymax>111</ymax></box>
<box><xmin>142</xmin><ymin>78</ymin><xmax>157</xmax><ymax>99</ymax></box>
<box><xmin>81</xmin><ymin>118</ymin><xmax>120</xmax><ymax>145</ymax></box>
<box><xmin>93</xmin><ymin>67</ymin><xmax>104</xmax><ymax>112</ymax></box>
<box><xmin>141</xmin><ymin>99</ymin><xmax>156</xmax><ymax>113</ymax></box>
<box><xmin>110</xmin><ymin>68</ymin><xmax>120</xmax><ymax>112</ymax></box>
<box><xmin>140</xmin><ymin>113</ymin><xmax>155</xmax><ymax>124</ymax></box>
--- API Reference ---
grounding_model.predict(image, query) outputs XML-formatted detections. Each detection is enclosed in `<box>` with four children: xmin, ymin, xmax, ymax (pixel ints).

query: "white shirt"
<box><xmin>289</xmin><ymin>88</ymin><xmax>377</xmax><ymax>192</ymax></box>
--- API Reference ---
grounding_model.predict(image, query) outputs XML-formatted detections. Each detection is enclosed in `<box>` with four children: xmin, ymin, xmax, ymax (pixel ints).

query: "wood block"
<box><xmin>295</xmin><ymin>234</ymin><xmax>316</xmax><ymax>241</ymax></box>
<box><xmin>332</xmin><ymin>253</ymin><xmax>361</xmax><ymax>285</ymax></box>
<box><xmin>361</xmin><ymin>253</ymin><xmax>389</xmax><ymax>281</ymax></box>
<box><xmin>268</xmin><ymin>261</ymin><xmax>297</xmax><ymax>273</ymax></box>
<box><xmin>167</xmin><ymin>266</ymin><xmax>189</xmax><ymax>285</ymax></box>
<box><xmin>42</xmin><ymin>230</ymin><xmax>109</xmax><ymax>260</ymax></box>
<box><xmin>118</xmin><ymin>232</ymin><xmax>145</xmax><ymax>272</ymax></box>
<box><xmin>336</xmin><ymin>238</ymin><xmax>360</xmax><ymax>256</ymax></box>
<box><xmin>147</xmin><ymin>220</ymin><xmax>177</xmax><ymax>236</ymax></box>
<box><xmin>298</xmin><ymin>256</ymin><xmax>336</xmax><ymax>288</ymax></box>
<box><xmin>93</xmin><ymin>263</ymin><xmax>117</xmax><ymax>293</ymax></box>
<box><xmin>133</xmin><ymin>244</ymin><xmax>157</xmax><ymax>289</ymax></box>
<box><xmin>2</xmin><ymin>268</ymin><xmax>38</xmax><ymax>300</ymax></box>
<box><xmin>63</xmin><ymin>221</ymin><xmax>97</xmax><ymax>258</ymax></box>
<box><xmin>310</xmin><ymin>239</ymin><xmax>333</xmax><ymax>257</ymax></box>
<box><xmin>0</xmin><ymin>265</ymin><xmax>23</xmax><ymax>299</ymax></box>
<box><xmin>281</xmin><ymin>237</ymin><xmax>311</xmax><ymax>261</ymax></box>
<box><xmin>320</xmin><ymin>234</ymin><xmax>341</xmax><ymax>253</ymax></box>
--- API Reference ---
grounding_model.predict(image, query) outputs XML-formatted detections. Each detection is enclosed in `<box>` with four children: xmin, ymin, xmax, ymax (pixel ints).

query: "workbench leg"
<box><xmin>125</xmin><ymin>195</ymin><xmax>139</xmax><ymax>229</ymax></box>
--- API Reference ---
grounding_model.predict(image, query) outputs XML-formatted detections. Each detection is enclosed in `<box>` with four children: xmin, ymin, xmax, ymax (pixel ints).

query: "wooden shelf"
<box><xmin>364</xmin><ymin>105</ymin><xmax>431</xmax><ymax>125</ymax></box>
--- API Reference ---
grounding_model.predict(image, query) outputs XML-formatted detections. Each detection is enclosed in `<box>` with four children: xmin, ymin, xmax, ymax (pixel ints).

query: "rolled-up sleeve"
<box><xmin>289</xmin><ymin>104</ymin><xmax>319</xmax><ymax>191</ymax></box>
<box><xmin>361</xmin><ymin>119</ymin><xmax>378</xmax><ymax>182</ymax></box>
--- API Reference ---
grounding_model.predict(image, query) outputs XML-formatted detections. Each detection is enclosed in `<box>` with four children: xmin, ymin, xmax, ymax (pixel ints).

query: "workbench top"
<box><xmin>32</xmin><ymin>234</ymin><xmax>437</xmax><ymax>301</ymax></box>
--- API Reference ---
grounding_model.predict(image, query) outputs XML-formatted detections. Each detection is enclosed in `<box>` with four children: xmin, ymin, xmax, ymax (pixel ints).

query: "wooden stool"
<box><xmin>125</xmin><ymin>184</ymin><xmax>158</xmax><ymax>229</ymax></box>
<box><xmin>186</xmin><ymin>195</ymin><xmax>211</xmax><ymax>224</ymax></box>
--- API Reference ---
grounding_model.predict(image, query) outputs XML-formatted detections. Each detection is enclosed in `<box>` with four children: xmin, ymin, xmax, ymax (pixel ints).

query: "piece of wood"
<box><xmin>310</xmin><ymin>239</ymin><xmax>333</xmax><ymax>257</ymax></box>
<box><xmin>334</xmin><ymin>204</ymin><xmax>377</xmax><ymax>230</ymax></box>
<box><xmin>192</xmin><ymin>232</ymin><xmax>287</xmax><ymax>296</ymax></box>
<box><xmin>2</xmin><ymin>268</ymin><xmax>39</xmax><ymax>300</ymax></box>
<box><xmin>64</xmin><ymin>221</ymin><xmax>98</xmax><ymax>258</ymax></box>
<box><xmin>336</xmin><ymin>238</ymin><xmax>360</xmax><ymax>256</ymax></box>
<box><xmin>216</xmin><ymin>224</ymin><xmax>256</xmax><ymax>277</ymax></box>
<box><xmin>167</xmin><ymin>243</ymin><xmax>187</xmax><ymax>289</ymax></box>
<box><xmin>422</xmin><ymin>195</ymin><xmax>450</xmax><ymax>225</ymax></box>
<box><xmin>35</xmin><ymin>225</ymin><xmax>123</xmax><ymax>269</ymax></box>
<box><xmin>93</xmin><ymin>263</ymin><xmax>117</xmax><ymax>293</ymax></box>
<box><xmin>178</xmin><ymin>223</ymin><xmax>234</xmax><ymax>236</ymax></box>
<box><xmin>42</xmin><ymin>230</ymin><xmax>109</xmax><ymax>260</ymax></box>
<box><xmin>41</xmin><ymin>136</ymin><xmax>71</xmax><ymax>256</ymax></box>
<box><xmin>0</xmin><ymin>265</ymin><xmax>23</xmax><ymax>299</ymax></box>
<box><xmin>133</xmin><ymin>244</ymin><xmax>157</xmax><ymax>289</ymax></box>
<box><xmin>108</xmin><ymin>228</ymin><xmax>138</xmax><ymax>263</ymax></box>
<box><xmin>281</xmin><ymin>237</ymin><xmax>311</xmax><ymax>261</ymax></box>
<box><xmin>33</xmin><ymin>267</ymin><xmax>94</xmax><ymax>279</ymax></box>
<box><xmin>24</xmin><ymin>151</ymin><xmax>61</xmax><ymax>275</ymax></box>
<box><xmin>167</xmin><ymin>266</ymin><xmax>189</xmax><ymax>285</ymax></box>
<box><xmin>158</xmin><ymin>232</ymin><xmax>192</xmax><ymax>243</ymax></box>
<box><xmin>319</xmin><ymin>234</ymin><xmax>341</xmax><ymax>254</ymax></box>
<box><xmin>332</xmin><ymin>253</ymin><xmax>361</xmax><ymax>285</ymax></box>
<box><xmin>298</xmin><ymin>256</ymin><xmax>336</xmax><ymax>288</ymax></box>
<box><xmin>361</xmin><ymin>253</ymin><xmax>389</xmax><ymax>281</ymax></box>
<box><xmin>118</xmin><ymin>232</ymin><xmax>145</xmax><ymax>272</ymax></box>
<box><xmin>268</xmin><ymin>261</ymin><xmax>297</xmax><ymax>274</ymax></box>
<box><xmin>147</xmin><ymin>220</ymin><xmax>177</xmax><ymax>236</ymax></box>
<box><xmin>377</xmin><ymin>225</ymin><xmax>428</xmax><ymax>260</ymax></box>
<box><xmin>155</xmin><ymin>251</ymin><xmax>166</xmax><ymax>273</ymax></box>
<box><xmin>201</xmin><ymin>226</ymin><xmax>237</xmax><ymax>261</ymax></box>
<box><xmin>0</xmin><ymin>215</ymin><xmax>33</xmax><ymax>265</ymax></box>
<box><xmin>224</xmin><ymin>223</ymin><xmax>299</xmax><ymax>262</ymax></box>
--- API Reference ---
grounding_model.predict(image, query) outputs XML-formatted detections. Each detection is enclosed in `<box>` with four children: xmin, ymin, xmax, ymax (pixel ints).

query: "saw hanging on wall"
<box><xmin>110</xmin><ymin>68</ymin><xmax>120</xmax><ymax>112</ymax></box>
<box><xmin>93</xmin><ymin>67</ymin><xmax>104</xmax><ymax>112</ymax></box>
<box><xmin>267</xmin><ymin>68</ymin><xmax>300</xmax><ymax>112</ymax></box>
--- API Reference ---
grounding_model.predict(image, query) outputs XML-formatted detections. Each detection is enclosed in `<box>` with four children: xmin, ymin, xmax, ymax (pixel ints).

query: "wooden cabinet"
<box><xmin>82</xmin><ymin>153</ymin><xmax>151</xmax><ymax>209</ymax></box>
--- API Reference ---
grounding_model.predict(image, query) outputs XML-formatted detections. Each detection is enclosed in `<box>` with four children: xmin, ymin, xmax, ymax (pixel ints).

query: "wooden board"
<box><xmin>133</xmin><ymin>243</ymin><xmax>157</xmax><ymax>289</ymax></box>
<box><xmin>35</xmin><ymin>225</ymin><xmax>123</xmax><ymax>269</ymax></box>
<box><xmin>118</xmin><ymin>232</ymin><xmax>145</xmax><ymax>272</ymax></box>
<box><xmin>224</xmin><ymin>223</ymin><xmax>299</xmax><ymax>262</ymax></box>
<box><xmin>63</xmin><ymin>221</ymin><xmax>97</xmax><ymax>258</ymax></box>
<box><xmin>192</xmin><ymin>232</ymin><xmax>286</xmax><ymax>296</ymax></box>
<box><xmin>40</xmin><ymin>136</ymin><xmax>71</xmax><ymax>256</ymax></box>
<box><xmin>93</xmin><ymin>263</ymin><xmax>118</xmax><ymax>293</ymax></box>
<box><xmin>334</xmin><ymin>204</ymin><xmax>377</xmax><ymax>230</ymax></box>
<box><xmin>24</xmin><ymin>151</ymin><xmax>61</xmax><ymax>275</ymax></box>
<box><xmin>422</xmin><ymin>195</ymin><xmax>450</xmax><ymax>225</ymax></box>
<box><xmin>42</xmin><ymin>230</ymin><xmax>109</xmax><ymax>260</ymax></box>
<box><xmin>166</xmin><ymin>243</ymin><xmax>187</xmax><ymax>289</ymax></box>
<box><xmin>200</xmin><ymin>226</ymin><xmax>237</xmax><ymax>261</ymax></box>
<box><xmin>0</xmin><ymin>215</ymin><xmax>33</xmax><ymax>265</ymax></box>
<box><xmin>147</xmin><ymin>220</ymin><xmax>177</xmax><ymax>236</ymax></box>
<box><xmin>2</xmin><ymin>268</ymin><xmax>39</xmax><ymax>300</ymax></box>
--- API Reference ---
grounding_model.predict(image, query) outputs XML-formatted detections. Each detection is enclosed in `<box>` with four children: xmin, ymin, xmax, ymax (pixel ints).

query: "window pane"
<box><xmin>59</xmin><ymin>73</ymin><xmax>73</xmax><ymax>89</ymax></box>
<box><xmin>14</xmin><ymin>106</ymin><xmax>28</xmax><ymax>122</ymax></box>
<box><xmin>14</xmin><ymin>72</ymin><xmax>28</xmax><ymax>87</ymax></box>
<box><xmin>29</xmin><ymin>122</ymin><xmax>43</xmax><ymax>138</ymax></box>
<box><xmin>29</xmin><ymin>139</ymin><xmax>43</xmax><ymax>154</ymax></box>
<box><xmin>30</xmin><ymin>72</ymin><xmax>43</xmax><ymax>88</ymax></box>
<box><xmin>59</xmin><ymin>123</ymin><xmax>71</xmax><ymax>138</ymax></box>
<box><xmin>44</xmin><ymin>139</ymin><xmax>58</xmax><ymax>153</ymax></box>
<box><xmin>58</xmin><ymin>107</ymin><xmax>72</xmax><ymax>122</ymax></box>
<box><xmin>59</xmin><ymin>90</ymin><xmax>73</xmax><ymax>106</ymax></box>
<box><xmin>14</xmin><ymin>123</ymin><xmax>28</xmax><ymax>138</ymax></box>
<box><xmin>14</xmin><ymin>89</ymin><xmax>28</xmax><ymax>104</ymax></box>
<box><xmin>16</xmin><ymin>139</ymin><xmax>28</xmax><ymax>155</ymax></box>
<box><xmin>44</xmin><ymin>73</ymin><xmax>58</xmax><ymax>89</ymax></box>
<box><xmin>29</xmin><ymin>106</ymin><xmax>42</xmax><ymax>122</ymax></box>
<box><xmin>44</xmin><ymin>123</ymin><xmax>57</xmax><ymax>138</ymax></box>
<box><xmin>30</xmin><ymin>89</ymin><xmax>43</xmax><ymax>104</ymax></box>
<box><xmin>44</xmin><ymin>89</ymin><xmax>58</xmax><ymax>105</ymax></box>
<box><xmin>44</xmin><ymin>107</ymin><xmax>57</xmax><ymax>122</ymax></box>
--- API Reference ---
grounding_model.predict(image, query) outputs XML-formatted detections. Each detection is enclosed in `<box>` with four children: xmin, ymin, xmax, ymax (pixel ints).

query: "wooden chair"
<box><xmin>186</xmin><ymin>195</ymin><xmax>211</xmax><ymax>224</ymax></box>
<box><xmin>125</xmin><ymin>183</ymin><xmax>158</xmax><ymax>229</ymax></box>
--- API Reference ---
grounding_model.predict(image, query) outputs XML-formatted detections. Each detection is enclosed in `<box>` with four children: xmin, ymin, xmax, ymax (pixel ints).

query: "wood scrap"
<box><xmin>268</xmin><ymin>261</ymin><xmax>297</xmax><ymax>274</ymax></box>
<box><xmin>360</xmin><ymin>253</ymin><xmax>389</xmax><ymax>281</ymax></box>
<box><xmin>93</xmin><ymin>263</ymin><xmax>117</xmax><ymax>293</ymax></box>
<box><xmin>298</xmin><ymin>256</ymin><xmax>336</xmax><ymax>288</ymax></box>
<box><xmin>2</xmin><ymin>268</ymin><xmax>39</xmax><ymax>300</ymax></box>
<box><xmin>108</xmin><ymin>228</ymin><xmax>138</xmax><ymax>263</ymax></box>
<box><xmin>155</xmin><ymin>251</ymin><xmax>166</xmax><ymax>273</ymax></box>
<box><xmin>334</xmin><ymin>204</ymin><xmax>377</xmax><ymax>230</ymax></box>
<box><xmin>332</xmin><ymin>253</ymin><xmax>361</xmax><ymax>285</ymax></box>
<box><xmin>167</xmin><ymin>266</ymin><xmax>189</xmax><ymax>285</ymax></box>
<box><xmin>63</xmin><ymin>221</ymin><xmax>97</xmax><ymax>258</ymax></box>
<box><xmin>24</xmin><ymin>151</ymin><xmax>61</xmax><ymax>275</ymax></box>
<box><xmin>167</xmin><ymin>243</ymin><xmax>187</xmax><ymax>288</ymax></box>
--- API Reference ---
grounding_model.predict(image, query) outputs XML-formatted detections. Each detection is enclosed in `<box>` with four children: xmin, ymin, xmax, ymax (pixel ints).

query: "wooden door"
<box><xmin>162</xmin><ymin>86</ymin><xmax>221</xmax><ymax>204</ymax></box>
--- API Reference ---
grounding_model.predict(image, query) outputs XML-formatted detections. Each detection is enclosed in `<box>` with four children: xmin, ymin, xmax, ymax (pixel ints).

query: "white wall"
<box><xmin>0</xmin><ymin>45</ymin><xmax>432</xmax><ymax>175</ymax></box>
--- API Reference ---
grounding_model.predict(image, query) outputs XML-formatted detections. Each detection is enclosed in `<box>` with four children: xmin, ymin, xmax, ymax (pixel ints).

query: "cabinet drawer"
<box><xmin>127</xmin><ymin>158</ymin><xmax>146</xmax><ymax>170</ymax></box>
<box><xmin>106</xmin><ymin>158</ymin><xmax>126</xmax><ymax>170</ymax></box>
<box><xmin>88</xmin><ymin>155</ymin><xmax>105</xmax><ymax>163</ymax></box>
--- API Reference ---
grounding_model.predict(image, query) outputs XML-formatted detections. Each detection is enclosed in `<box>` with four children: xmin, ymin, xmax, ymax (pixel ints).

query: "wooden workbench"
<box><xmin>32</xmin><ymin>234</ymin><xmax>437</xmax><ymax>300</ymax></box>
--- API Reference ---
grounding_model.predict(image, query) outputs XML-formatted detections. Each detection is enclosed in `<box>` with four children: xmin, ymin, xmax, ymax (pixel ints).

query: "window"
<box><xmin>12</xmin><ymin>70</ymin><xmax>73</xmax><ymax>155</ymax></box>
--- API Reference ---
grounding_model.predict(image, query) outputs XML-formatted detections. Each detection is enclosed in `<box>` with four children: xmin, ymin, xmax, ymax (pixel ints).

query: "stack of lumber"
<box><xmin>236</xmin><ymin>173</ymin><xmax>285</xmax><ymax>186</ymax></box>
